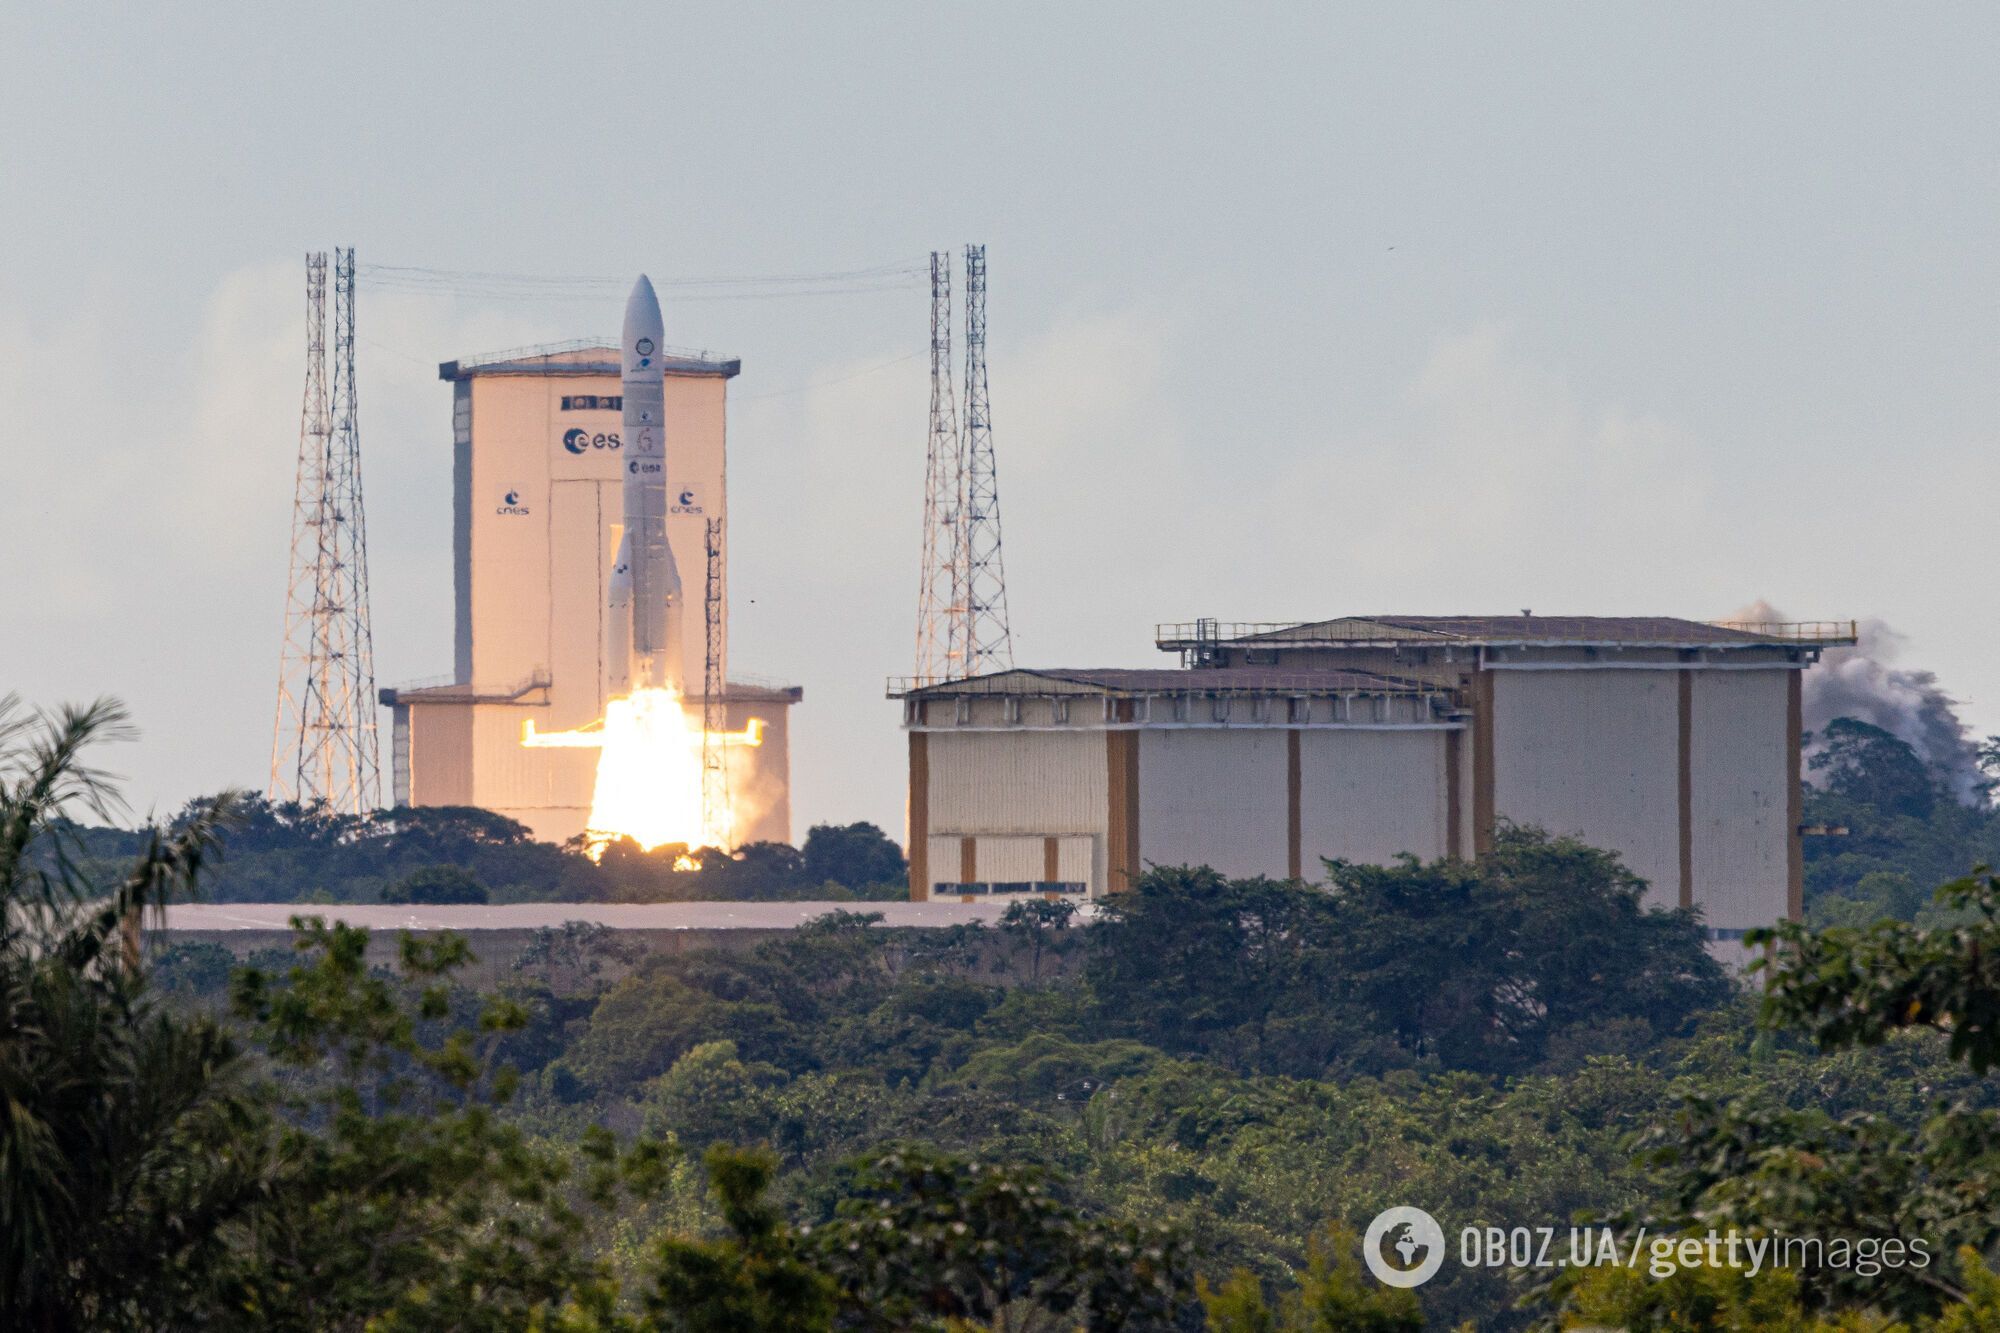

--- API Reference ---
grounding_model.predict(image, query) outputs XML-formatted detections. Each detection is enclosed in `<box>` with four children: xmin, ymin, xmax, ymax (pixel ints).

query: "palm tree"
<box><xmin>0</xmin><ymin>695</ymin><xmax>255</xmax><ymax>1330</ymax></box>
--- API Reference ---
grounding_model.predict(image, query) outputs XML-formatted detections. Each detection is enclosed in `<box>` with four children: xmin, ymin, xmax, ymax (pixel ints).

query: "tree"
<box><xmin>1810</xmin><ymin>718</ymin><xmax>1938</xmax><ymax>820</ymax></box>
<box><xmin>0</xmin><ymin>696</ymin><xmax>261</xmax><ymax>1331</ymax></box>
<box><xmin>812</xmin><ymin>1146</ymin><xmax>1195</xmax><ymax>1331</ymax></box>
<box><xmin>383</xmin><ymin>863</ymin><xmax>489</xmax><ymax>903</ymax></box>
<box><xmin>1087</xmin><ymin>866</ymin><xmax>1349</xmax><ymax>1073</ymax></box>
<box><xmin>1591</xmin><ymin>871</ymin><xmax>2000</xmax><ymax>1322</ymax></box>
<box><xmin>640</xmin><ymin>1146</ymin><xmax>837</xmax><ymax>1332</ymax></box>
<box><xmin>1087</xmin><ymin>832</ymin><xmax>1728</xmax><ymax>1078</ymax></box>
<box><xmin>1328</xmin><ymin>825</ymin><xmax>1730</xmax><ymax>1073</ymax></box>
<box><xmin>803</xmin><ymin>823</ymin><xmax>907</xmax><ymax>893</ymax></box>
<box><xmin>1000</xmin><ymin>897</ymin><xmax>1079</xmax><ymax>982</ymax></box>
<box><xmin>1200</xmin><ymin>1227</ymin><xmax>1421</xmax><ymax>1333</ymax></box>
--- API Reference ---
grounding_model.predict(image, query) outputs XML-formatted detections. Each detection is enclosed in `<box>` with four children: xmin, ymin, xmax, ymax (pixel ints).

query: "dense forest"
<box><xmin>55</xmin><ymin>711</ymin><xmax>2000</xmax><ymax>922</ymax></box>
<box><xmin>56</xmin><ymin>799</ymin><xmax>913</xmax><ymax>904</ymax></box>
<box><xmin>15</xmin><ymin>698</ymin><xmax>2000</xmax><ymax>1328</ymax></box>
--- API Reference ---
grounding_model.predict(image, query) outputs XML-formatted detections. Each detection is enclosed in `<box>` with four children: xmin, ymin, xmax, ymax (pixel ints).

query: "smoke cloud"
<box><xmin>1731</xmin><ymin>600</ymin><xmax>1986</xmax><ymax>805</ymax></box>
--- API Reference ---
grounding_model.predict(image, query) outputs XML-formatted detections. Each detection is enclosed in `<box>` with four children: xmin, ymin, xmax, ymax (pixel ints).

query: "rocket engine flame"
<box><xmin>522</xmin><ymin>687</ymin><xmax>764</xmax><ymax>859</ymax></box>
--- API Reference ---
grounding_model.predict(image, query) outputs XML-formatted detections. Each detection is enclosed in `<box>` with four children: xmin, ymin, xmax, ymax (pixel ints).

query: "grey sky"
<box><xmin>2</xmin><ymin>4</ymin><xmax>1994</xmax><ymax>840</ymax></box>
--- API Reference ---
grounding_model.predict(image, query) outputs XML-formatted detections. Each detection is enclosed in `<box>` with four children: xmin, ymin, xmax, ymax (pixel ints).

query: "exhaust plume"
<box><xmin>1730</xmin><ymin>600</ymin><xmax>1984</xmax><ymax>805</ymax></box>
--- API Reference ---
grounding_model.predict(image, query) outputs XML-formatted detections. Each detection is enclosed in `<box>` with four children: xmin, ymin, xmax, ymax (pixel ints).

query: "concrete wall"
<box><xmin>1137</xmin><ymin>729</ymin><xmax>1289</xmax><ymax>878</ymax></box>
<box><xmin>1298</xmin><ymin>728</ymin><xmax>1451</xmax><ymax>868</ymax></box>
<box><xmin>1689</xmin><ymin>670</ymin><xmax>1791</xmax><ymax>931</ymax></box>
<box><xmin>1492</xmin><ymin>669</ymin><xmax>1681</xmax><ymax>909</ymax></box>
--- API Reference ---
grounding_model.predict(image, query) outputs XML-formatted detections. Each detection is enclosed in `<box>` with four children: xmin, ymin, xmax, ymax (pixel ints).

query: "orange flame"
<box><xmin>521</xmin><ymin>686</ymin><xmax>763</xmax><ymax>860</ymax></box>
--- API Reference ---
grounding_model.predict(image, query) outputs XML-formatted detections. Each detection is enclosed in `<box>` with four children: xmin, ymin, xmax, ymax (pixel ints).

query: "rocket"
<box><xmin>608</xmin><ymin>275</ymin><xmax>685</xmax><ymax>697</ymax></box>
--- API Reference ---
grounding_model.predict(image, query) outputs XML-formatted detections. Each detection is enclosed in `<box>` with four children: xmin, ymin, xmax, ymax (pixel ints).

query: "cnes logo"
<box><xmin>1363</xmin><ymin>1207</ymin><xmax>1446</xmax><ymax>1288</ymax></box>
<box><xmin>496</xmin><ymin>489</ymin><xmax>531</xmax><ymax>516</ymax></box>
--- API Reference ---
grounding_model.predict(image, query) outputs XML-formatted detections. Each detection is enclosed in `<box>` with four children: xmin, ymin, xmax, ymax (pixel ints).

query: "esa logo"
<box><xmin>496</xmin><ymin>489</ymin><xmax>531</xmax><ymax>516</ymax></box>
<box><xmin>563</xmin><ymin>428</ymin><xmax>622</xmax><ymax>455</ymax></box>
<box><xmin>627</xmin><ymin>460</ymin><xmax>663</xmax><ymax>475</ymax></box>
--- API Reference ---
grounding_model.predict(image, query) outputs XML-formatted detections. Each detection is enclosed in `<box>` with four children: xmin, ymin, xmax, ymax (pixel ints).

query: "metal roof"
<box><xmin>1156</xmin><ymin>615</ymin><xmax>1857</xmax><ymax>651</ymax></box>
<box><xmin>439</xmin><ymin>341</ymin><xmax>740</xmax><ymax>381</ymax></box>
<box><xmin>889</xmin><ymin>666</ymin><xmax>1449</xmax><ymax>700</ymax></box>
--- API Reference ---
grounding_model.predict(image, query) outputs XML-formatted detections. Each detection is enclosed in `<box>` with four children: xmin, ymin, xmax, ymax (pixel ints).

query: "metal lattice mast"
<box><xmin>270</xmin><ymin>253</ymin><xmax>331</xmax><ymax>805</ymax></box>
<box><xmin>328</xmin><ymin>248</ymin><xmax>382</xmax><ymax>810</ymax></box>
<box><xmin>915</xmin><ymin>252</ymin><xmax>967</xmax><ymax>681</ymax></box>
<box><xmin>701</xmin><ymin>517</ymin><xmax>728</xmax><ymax>844</ymax></box>
<box><xmin>959</xmin><ymin>244</ymin><xmax>1013</xmax><ymax>673</ymax></box>
<box><xmin>269</xmin><ymin>249</ymin><xmax>381</xmax><ymax>813</ymax></box>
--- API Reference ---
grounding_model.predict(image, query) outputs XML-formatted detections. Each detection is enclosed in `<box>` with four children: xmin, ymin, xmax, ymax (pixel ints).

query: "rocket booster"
<box><xmin>610</xmin><ymin>275</ymin><xmax>685</xmax><ymax>696</ymax></box>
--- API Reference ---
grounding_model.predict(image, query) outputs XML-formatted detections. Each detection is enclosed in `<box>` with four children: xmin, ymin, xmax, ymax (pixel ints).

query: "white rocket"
<box><xmin>607</xmin><ymin>275</ymin><xmax>685</xmax><ymax>697</ymax></box>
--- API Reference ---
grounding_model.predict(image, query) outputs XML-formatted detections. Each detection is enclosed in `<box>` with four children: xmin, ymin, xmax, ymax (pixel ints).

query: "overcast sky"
<box><xmin>2</xmin><ymin>4</ymin><xmax>1994</xmax><ymax>840</ymax></box>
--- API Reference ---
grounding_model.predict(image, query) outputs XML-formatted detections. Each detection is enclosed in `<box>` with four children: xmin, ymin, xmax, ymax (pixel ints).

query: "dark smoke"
<box><xmin>1730</xmin><ymin>600</ymin><xmax>1985</xmax><ymax>806</ymax></box>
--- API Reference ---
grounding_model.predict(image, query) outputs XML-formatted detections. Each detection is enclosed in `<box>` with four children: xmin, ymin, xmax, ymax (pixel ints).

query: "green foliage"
<box><xmin>1755</xmin><ymin>870</ymin><xmax>2000</xmax><ymax>1072</ymax></box>
<box><xmin>803</xmin><ymin>821</ymin><xmax>908</xmax><ymax>893</ymax></box>
<box><xmin>384</xmin><ymin>862</ymin><xmax>490</xmax><ymax>903</ymax></box>
<box><xmin>1090</xmin><ymin>828</ymin><xmax>1728</xmax><ymax>1077</ymax></box>
<box><xmin>0</xmin><ymin>695</ymin><xmax>261</xmax><ymax>1330</ymax></box>
<box><xmin>1800</xmin><ymin>721</ymin><xmax>2000</xmax><ymax>924</ymax></box>
<box><xmin>1201</xmin><ymin>1227</ymin><xmax>1422</xmax><ymax>1333</ymax></box>
<box><xmin>640</xmin><ymin>1146</ymin><xmax>838</xmax><ymax>1332</ymax></box>
<box><xmin>1814</xmin><ymin>719</ymin><xmax>1940</xmax><ymax>820</ymax></box>
<box><xmin>644</xmin><ymin>1040</ymin><xmax>788</xmax><ymax>1151</ymax></box>
<box><xmin>1595</xmin><ymin>872</ymin><xmax>2000</xmax><ymax>1325</ymax></box>
<box><xmin>1000</xmin><ymin>896</ymin><xmax>1080</xmax><ymax>981</ymax></box>
<box><xmin>812</xmin><ymin>1145</ymin><xmax>1197</xmax><ymax>1330</ymax></box>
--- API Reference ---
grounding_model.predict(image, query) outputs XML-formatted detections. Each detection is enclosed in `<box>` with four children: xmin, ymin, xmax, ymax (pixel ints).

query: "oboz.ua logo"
<box><xmin>1363</xmin><ymin>1207</ymin><xmax>1446</xmax><ymax>1289</ymax></box>
<box><xmin>496</xmin><ymin>489</ymin><xmax>531</xmax><ymax>516</ymax></box>
<box><xmin>563</xmin><ymin>428</ymin><xmax>622</xmax><ymax>455</ymax></box>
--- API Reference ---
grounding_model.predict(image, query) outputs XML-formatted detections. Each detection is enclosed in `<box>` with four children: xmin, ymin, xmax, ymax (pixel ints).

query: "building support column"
<box><xmin>1286</xmin><ymin>730</ymin><xmax>1303</xmax><ymax>880</ymax></box>
<box><xmin>1787</xmin><ymin>669</ymin><xmax>1804</xmax><ymax>922</ymax></box>
<box><xmin>1445</xmin><ymin>729</ymin><xmax>1463</xmax><ymax>859</ymax></box>
<box><xmin>907</xmin><ymin>731</ymin><xmax>929</xmax><ymax>901</ymax></box>
<box><xmin>1106</xmin><ymin>731</ymin><xmax>1140</xmax><ymax>892</ymax></box>
<box><xmin>1678</xmin><ymin>671</ymin><xmax>1695</xmax><ymax>911</ymax></box>
<box><xmin>1472</xmin><ymin>670</ymin><xmax>1497</xmax><ymax>855</ymax></box>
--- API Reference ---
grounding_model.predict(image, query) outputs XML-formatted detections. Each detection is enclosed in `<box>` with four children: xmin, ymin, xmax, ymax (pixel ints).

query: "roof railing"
<box><xmin>1705</xmin><ymin>620</ymin><xmax>1860</xmax><ymax>643</ymax></box>
<box><xmin>1154</xmin><ymin>619</ymin><xmax>1860</xmax><ymax>647</ymax></box>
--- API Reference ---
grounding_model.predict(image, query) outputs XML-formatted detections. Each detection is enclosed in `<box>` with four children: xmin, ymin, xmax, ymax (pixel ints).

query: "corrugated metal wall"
<box><xmin>926</xmin><ymin>729</ymin><xmax>1107</xmax><ymax>835</ymax></box>
<box><xmin>1138</xmin><ymin>730</ymin><xmax>1289</xmax><ymax>878</ymax></box>
<box><xmin>1493</xmin><ymin>670</ymin><xmax>1680</xmax><ymax>906</ymax></box>
<box><xmin>1689</xmin><ymin>671</ymin><xmax>1790</xmax><ymax>930</ymax></box>
<box><xmin>1298</xmin><ymin>729</ymin><xmax>1450</xmax><ymax>869</ymax></box>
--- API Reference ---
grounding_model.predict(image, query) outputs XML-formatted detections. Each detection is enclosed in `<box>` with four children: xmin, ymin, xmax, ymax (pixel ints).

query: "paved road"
<box><xmin>154</xmin><ymin>900</ymin><xmax>1058</xmax><ymax>932</ymax></box>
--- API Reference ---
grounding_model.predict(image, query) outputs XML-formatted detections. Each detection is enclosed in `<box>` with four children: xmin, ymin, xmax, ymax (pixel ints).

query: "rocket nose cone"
<box><xmin>623</xmin><ymin>276</ymin><xmax>664</xmax><ymax>373</ymax></box>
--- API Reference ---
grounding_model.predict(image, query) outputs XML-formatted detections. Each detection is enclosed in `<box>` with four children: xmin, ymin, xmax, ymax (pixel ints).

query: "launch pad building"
<box><xmin>383</xmin><ymin>344</ymin><xmax>799</xmax><ymax>846</ymax></box>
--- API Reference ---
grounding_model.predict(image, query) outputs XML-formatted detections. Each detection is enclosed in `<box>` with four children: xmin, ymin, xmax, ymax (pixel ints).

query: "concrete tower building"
<box><xmin>384</xmin><ymin>345</ymin><xmax>799</xmax><ymax>845</ymax></box>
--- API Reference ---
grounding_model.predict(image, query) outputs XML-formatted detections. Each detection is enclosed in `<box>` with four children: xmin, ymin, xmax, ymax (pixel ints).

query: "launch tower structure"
<box><xmin>270</xmin><ymin>247</ymin><xmax>382</xmax><ymax>813</ymax></box>
<box><xmin>914</xmin><ymin>252</ymin><xmax>965</xmax><ymax>683</ymax></box>
<box><xmin>958</xmin><ymin>245</ymin><xmax>1013</xmax><ymax>676</ymax></box>
<box><xmin>913</xmin><ymin>244</ymin><xmax>1012</xmax><ymax>682</ymax></box>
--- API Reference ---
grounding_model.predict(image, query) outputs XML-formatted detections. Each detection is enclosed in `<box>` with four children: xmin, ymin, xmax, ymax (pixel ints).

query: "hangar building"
<box><xmin>893</xmin><ymin>615</ymin><xmax>1856</xmax><ymax>937</ymax></box>
<box><xmin>382</xmin><ymin>345</ymin><xmax>799</xmax><ymax>846</ymax></box>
